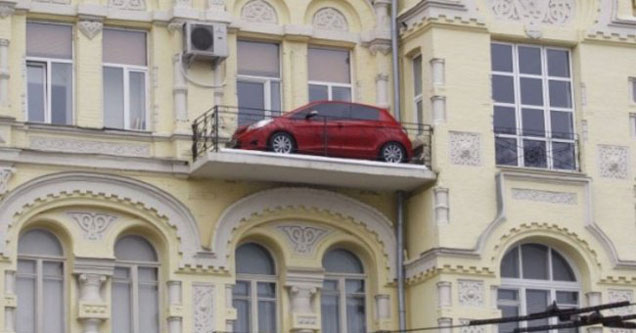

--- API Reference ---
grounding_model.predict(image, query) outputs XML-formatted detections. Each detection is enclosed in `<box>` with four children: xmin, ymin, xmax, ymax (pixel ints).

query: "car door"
<box><xmin>317</xmin><ymin>102</ymin><xmax>350</xmax><ymax>157</ymax></box>
<box><xmin>341</xmin><ymin>104</ymin><xmax>381</xmax><ymax>159</ymax></box>
<box><xmin>287</xmin><ymin>106</ymin><xmax>325</xmax><ymax>155</ymax></box>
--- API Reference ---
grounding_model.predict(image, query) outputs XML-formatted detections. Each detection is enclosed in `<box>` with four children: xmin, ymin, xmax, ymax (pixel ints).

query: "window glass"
<box><xmin>103</xmin><ymin>29</ymin><xmax>147</xmax><ymax>66</ymax></box>
<box><xmin>309</xmin><ymin>84</ymin><xmax>329</xmax><ymax>102</ymax></box>
<box><xmin>43</xmin><ymin>275</ymin><xmax>64</xmax><ymax>333</ymax></box>
<box><xmin>522</xmin><ymin>108</ymin><xmax>545</xmax><ymax>137</ymax></box>
<box><xmin>523</xmin><ymin>140</ymin><xmax>547</xmax><ymax>168</ymax></box>
<box><xmin>308</xmin><ymin>48</ymin><xmax>350</xmax><ymax>83</ymax></box>
<box><xmin>552</xmin><ymin>251</ymin><xmax>576</xmax><ymax>281</ymax></box>
<box><xmin>237</xmin><ymin>81</ymin><xmax>266</xmax><ymax>126</ymax></box>
<box><xmin>112</xmin><ymin>271</ymin><xmax>132</xmax><ymax>333</ymax></box>
<box><xmin>114</xmin><ymin>236</ymin><xmax>157</xmax><ymax>262</ymax></box>
<box><xmin>351</xmin><ymin>105</ymin><xmax>380</xmax><ymax>121</ymax></box>
<box><xmin>26</xmin><ymin>23</ymin><xmax>72</xmax><ymax>59</ymax></box>
<box><xmin>238</xmin><ymin>41</ymin><xmax>280</xmax><ymax>77</ymax></box>
<box><xmin>332</xmin><ymin>86</ymin><xmax>352</xmax><ymax>102</ymax></box>
<box><xmin>103</xmin><ymin>67</ymin><xmax>125</xmax><ymax>128</ymax></box>
<box><xmin>500</xmin><ymin>246</ymin><xmax>519</xmax><ymax>278</ymax></box>
<box><xmin>521</xmin><ymin>244</ymin><xmax>549</xmax><ymax>280</ymax></box>
<box><xmin>520</xmin><ymin>78</ymin><xmax>543</xmax><ymax>106</ymax></box>
<box><xmin>313</xmin><ymin>103</ymin><xmax>351</xmax><ymax>120</ymax></box>
<box><xmin>492</xmin><ymin>75</ymin><xmax>515</xmax><ymax>103</ymax></box>
<box><xmin>495</xmin><ymin>137</ymin><xmax>518</xmax><ymax>166</ymax></box>
<box><xmin>321</xmin><ymin>286</ymin><xmax>339</xmax><ymax>333</ymax></box>
<box><xmin>16</xmin><ymin>264</ymin><xmax>36</xmax><ymax>333</ymax></box>
<box><xmin>550</xmin><ymin>111</ymin><xmax>573</xmax><ymax>139</ymax></box>
<box><xmin>498</xmin><ymin>304</ymin><xmax>519</xmax><ymax>333</ymax></box>
<box><xmin>129</xmin><ymin>71</ymin><xmax>146</xmax><ymax>130</ymax></box>
<box><xmin>547</xmin><ymin>49</ymin><xmax>570</xmax><ymax>77</ymax></box>
<box><xmin>18</xmin><ymin>230</ymin><xmax>63</xmax><ymax>256</ymax></box>
<box><xmin>346</xmin><ymin>296</ymin><xmax>366</xmax><ymax>332</ymax></box>
<box><xmin>27</xmin><ymin>63</ymin><xmax>46</xmax><ymax>123</ymax></box>
<box><xmin>552</xmin><ymin>142</ymin><xmax>576</xmax><ymax>171</ymax></box>
<box><xmin>236</xmin><ymin>243</ymin><xmax>275</xmax><ymax>275</ymax></box>
<box><xmin>549</xmin><ymin>81</ymin><xmax>572</xmax><ymax>108</ymax></box>
<box><xmin>494</xmin><ymin>106</ymin><xmax>516</xmax><ymax>135</ymax></box>
<box><xmin>518</xmin><ymin>46</ymin><xmax>542</xmax><ymax>75</ymax></box>
<box><xmin>526</xmin><ymin>289</ymin><xmax>549</xmax><ymax>328</ymax></box>
<box><xmin>491</xmin><ymin>44</ymin><xmax>513</xmax><ymax>72</ymax></box>
<box><xmin>50</xmin><ymin>63</ymin><xmax>72</xmax><ymax>125</ymax></box>
<box><xmin>323</xmin><ymin>249</ymin><xmax>364</xmax><ymax>273</ymax></box>
<box><xmin>413</xmin><ymin>55</ymin><xmax>422</xmax><ymax>94</ymax></box>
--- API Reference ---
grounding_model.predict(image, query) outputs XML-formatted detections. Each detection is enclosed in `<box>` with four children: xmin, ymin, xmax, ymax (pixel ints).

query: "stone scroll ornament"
<box><xmin>490</xmin><ymin>0</ymin><xmax>575</xmax><ymax>38</ymax></box>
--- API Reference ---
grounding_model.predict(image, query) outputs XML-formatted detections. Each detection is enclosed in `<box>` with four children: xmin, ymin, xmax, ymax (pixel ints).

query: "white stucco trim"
<box><xmin>211</xmin><ymin>187</ymin><xmax>397</xmax><ymax>278</ymax></box>
<box><xmin>0</xmin><ymin>172</ymin><xmax>211</xmax><ymax>267</ymax></box>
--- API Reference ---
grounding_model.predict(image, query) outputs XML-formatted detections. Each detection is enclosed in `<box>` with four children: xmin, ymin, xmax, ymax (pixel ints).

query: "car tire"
<box><xmin>380</xmin><ymin>142</ymin><xmax>406</xmax><ymax>163</ymax></box>
<box><xmin>269</xmin><ymin>132</ymin><xmax>295</xmax><ymax>154</ymax></box>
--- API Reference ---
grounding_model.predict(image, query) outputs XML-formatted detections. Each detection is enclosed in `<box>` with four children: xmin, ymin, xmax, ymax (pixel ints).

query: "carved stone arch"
<box><xmin>211</xmin><ymin>187</ymin><xmax>397</xmax><ymax>279</ymax></box>
<box><xmin>241</xmin><ymin>0</ymin><xmax>278</xmax><ymax>24</ymax></box>
<box><xmin>313</xmin><ymin>7</ymin><xmax>349</xmax><ymax>31</ymax></box>
<box><xmin>0</xmin><ymin>172</ymin><xmax>210</xmax><ymax>267</ymax></box>
<box><xmin>304</xmin><ymin>0</ymin><xmax>371</xmax><ymax>31</ymax></box>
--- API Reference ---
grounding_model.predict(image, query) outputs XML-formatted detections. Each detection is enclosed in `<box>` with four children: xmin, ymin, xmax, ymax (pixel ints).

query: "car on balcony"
<box><xmin>228</xmin><ymin>101</ymin><xmax>413</xmax><ymax>163</ymax></box>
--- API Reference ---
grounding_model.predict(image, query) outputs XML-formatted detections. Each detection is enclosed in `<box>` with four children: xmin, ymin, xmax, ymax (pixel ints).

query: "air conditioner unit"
<box><xmin>183</xmin><ymin>22</ymin><xmax>228</xmax><ymax>61</ymax></box>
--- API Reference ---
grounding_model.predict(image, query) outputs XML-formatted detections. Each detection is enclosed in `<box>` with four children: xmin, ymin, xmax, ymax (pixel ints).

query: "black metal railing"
<box><xmin>192</xmin><ymin>105</ymin><xmax>433</xmax><ymax>166</ymax></box>
<box><xmin>494</xmin><ymin>129</ymin><xmax>581</xmax><ymax>171</ymax></box>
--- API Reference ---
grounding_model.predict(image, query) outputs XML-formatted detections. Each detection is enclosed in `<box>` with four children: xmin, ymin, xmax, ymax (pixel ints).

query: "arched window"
<box><xmin>112</xmin><ymin>235</ymin><xmax>159</xmax><ymax>333</ymax></box>
<box><xmin>321</xmin><ymin>249</ymin><xmax>366</xmax><ymax>333</ymax></box>
<box><xmin>233</xmin><ymin>243</ymin><xmax>277</xmax><ymax>333</ymax></box>
<box><xmin>16</xmin><ymin>229</ymin><xmax>65</xmax><ymax>333</ymax></box>
<box><xmin>498</xmin><ymin>243</ymin><xmax>579</xmax><ymax>333</ymax></box>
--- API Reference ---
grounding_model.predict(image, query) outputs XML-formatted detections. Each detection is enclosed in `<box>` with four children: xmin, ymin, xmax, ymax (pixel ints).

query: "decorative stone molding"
<box><xmin>0</xmin><ymin>38</ymin><xmax>9</xmax><ymax>107</ymax></box>
<box><xmin>458</xmin><ymin>280</ymin><xmax>484</xmax><ymax>307</ymax></box>
<box><xmin>276</xmin><ymin>224</ymin><xmax>330</xmax><ymax>255</ymax></box>
<box><xmin>431</xmin><ymin>95</ymin><xmax>446</xmax><ymax>125</ymax></box>
<box><xmin>224</xmin><ymin>284</ymin><xmax>236</xmax><ymax>332</ymax></box>
<box><xmin>30</xmin><ymin>136</ymin><xmax>151</xmax><ymax>157</ymax></box>
<box><xmin>437</xmin><ymin>281</ymin><xmax>452</xmax><ymax>308</ymax></box>
<box><xmin>77</xmin><ymin>273</ymin><xmax>109</xmax><ymax>333</ymax></box>
<box><xmin>459</xmin><ymin>319</ymin><xmax>486</xmax><ymax>333</ymax></box>
<box><xmin>193</xmin><ymin>284</ymin><xmax>214</xmax><ymax>333</ymax></box>
<box><xmin>313</xmin><ymin>7</ymin><xmax>348</xmax><ymax>32</ymax></box>
<box><xmin>32</xmin><ymin>0</ymin><xmax>69</xmax><ymax>4</ymax></box>
<box><xmin>490</xmin><ymin>0</ymin><xmax>575</xmax><ymax>38</ymax></box>
<box><xmin>109</xmin><ymin>0</ymin><xmax>145</xmax><ymax>10</ymax></box>
<box><xmin>4</xmin><ymin>270</ymin><xmax>15</xmax><ymax>332</ymax></box>
<box><xmin>173</xmin><ymin>0</ymin><xmax>190</xmax><ymax>8</ymax></box>
<box><xmin>0</xmin><ymin>172</ymin><xmax>209</xmax><ymax>268</ymax></box>
<box><xmin>449</xmin><ymin>131</ymin><xmax>481</xmax><ymax>166</ymax></box>
<box><xmin>78</xmin><ymin>20</ymin><xmax>103</xmax><ymax>40</ymax></box>
<box><xmin>285</xmin><ymin>269</ymin><xmax>322</xmax><ymax>332</ymax></box>
<box><xmin>68</xmin><ymin>212</ymin><xmax>118</xmax><ymax>240</ymax></box>
<box><xmin>586</xmin><ymin>291</ymin><xmax>601</xmax><ymax>307</ymax></box>
<box><xmin>608</xmin><ymin>289</ymin><xmax>633</xmax><ymax>315</ymax></box>
<box><xmin>241</xmin><ymin>0</ymin><xmax>277</xmax><ymax>24</ymax></box>
<box><xmin>430</xmin><ymin>58</ymin><xmax>445</xmax><ymax>86</ymax></box>
<box><xmin>511</xmin><ymin>188</ymin><xmax>577</xmax><ymax>205</ymax></box>
<box><xmin>0</xmin><ymin>2</ymin><xmax>15</xmax><ymax>18</ymax></box>
<box><xmin>168</xmin><ymin>281</ymin><xmax>183</xmax><ymax>333</ymax></box>
<box><xmin>0</xmin><ymin>166</ymin><xmax>13</xmax><ymax>195</ymax></box>
<box><xmin>598</xmin><ymin>145</ymin><xmax>629</xmax><ymax>179</ymax></box>
<box><xmin>438</xmin><ymin>317</ymin><xmax>453</xmax><ymax>333</ymax></box>
<box><xmin>434</xmin><ymin>187</ymin><xmax>449</xmax><ymax>225</ymax></box>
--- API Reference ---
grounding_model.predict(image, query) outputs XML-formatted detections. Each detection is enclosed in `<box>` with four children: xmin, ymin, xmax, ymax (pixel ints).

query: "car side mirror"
<box><xmin>305</xmin><ymin>110</ymin><xmax>319</xmax><ymax>120</ymax></box>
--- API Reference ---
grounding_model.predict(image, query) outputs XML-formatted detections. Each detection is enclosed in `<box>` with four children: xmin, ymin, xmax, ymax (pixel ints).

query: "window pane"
<box><xmin>495</xmin><ymin>137</ymin><xmax>518</xmax><ymax>166</ymax></box>
<box><xmin>17</xmin><ymin>260</ymin><xmax>35</xmax><ymax>275</ymax></box>
<box><xmin>520</xmin><ymin>78</ymin><xmax>543</xmax><ymax>106</ymax></box>
<box><xmin>523</xmin><ymin>140</ymin><xmax>547</xmax><ymax>168</ymax></box>
<box><xmin>258</xmin><ymin>300</ymin><xmax>277</xmax><ymax>333</ymax></box>
<box><xmin>522</xmin><ymin>108</ymin><xmax>545</xmax><ymax>137</ymax></box>
<box><xmin>547</xmin><ymin>49</ymin><xmax>570</xmax><ymax>78</ymax></box>
<box><xmin>103</xmin><ymin>29</ymin><xmax>147</xmax><ymax>66</ymax></box>
<box><xmin>526</xmin><ymin>289</ymin><xmax>549</xmax><ymax>331</ymax></box>
<box><xmin>43</xmin><ymin>277</ymin><xmax>64</xmax><ymax>333</ymax></box>
<box><xmin>321</xmin><ymin>294</ymin><xmax>340</xmax><ymax>333</ymax></box>
<box><xmin>518</xmin><ymin>46</ymin><xmax>542</xmax><ymax>75</ymax></box>
<box><xmin>500</xmin><ymin>247</ymin><xmax>519</xmax><ymax>278</ymax></box>
<box><xmin>27</xmin><ymin>63</ymin><xmax>46</xmax><ymax>123</ymax></box>
<box><xmin>104</xmin><ymin>67</ymin><xmax>125</xmax><ymax>129</ymax></box>
<box><xmin>129</xmin><ymin>71</ymin><xmax>146</xmax><ymax>130</ymax></box>
<box><xmin>233</xmin><ymin>298</ymin><xmax>250</xmax><ymax>332</ymax></box>
<box><xmin>43</xmin><ymin>261</ymin><xmax>63</xmax><ymax>277</ymax></box>
<box><xmin>308</xmin><ymin>48</ymin><xmax>350</xmax><ymax>83</ymax></box>
<box><xmin>351</xmin><ymin>105</ymin><xmax>380</xmax><ymax>121</ymax></box>
<box><xmin>313</xmin><ymin>102</ymin><xmax>351</xmax><ymax>119</ymax></box>
<box><xmin>346</xmin><ymin>279</ymin><xmax>364</xmax><ymax>294</ymax></box>
<box><xmin>270</xmin><ymin>81</ymin><xmax>281</xmax><ymax>113</ymax></box>
<box><xmin>491</xmin><ymin>43</ymin><xmax>513</xmax><ymax>72</ymax></box>
<box><xmin>26</xmin><ymin>23</ymin><xmax>72</xmax><ymax>59</ymax></box>
<box><xmin>138</xmin><ymin>267</ymin><xmax>157</xmax><ymax>283</ymax></box>
<box><xmin>309</xmin><ymin>84</ymin><xmax>329</xmax><ymax>102</ymax></box>
<box><xmin>112</xmin><ymin>280</ymin><xmax>132</xmax><ymax>333</ymax></box>
<box><xmin>233</xmin><ymin>281</ymin><xmax>250</xmax><ymax>297</ymax></box>
<box><xmin>236</xmin><ymin>243</ymin><xmax>275</xmax><ymax>275</ymax></box>
<box><xmin>18</xmin><ymin>229</ymin><xmax>63</xmax><ymax>256</ymax></box>
<box><xmin>114</xmin><ymin>267</ymin><xmax>130</xmax><ymax>279</ymax></box>
<box><xmin>522</xmin><ymin>244</ymin><xmax>549</xmax><ymax>279</ymax></box>
<box><xmin>552</xmin><ymin>251</ymin><xmax>576</xmax><ymax>282</ymax></box>
<box><xmin>494</xmin><ymin>106</ymin><xmax>516</xmax><ymax>135</ymax></box>
<box><xmin>492</xmin><ymin>75</ymin><xmax>515</xmax><ymax>103</ymax></box>
<box><xmin>556</xmin><ymin>291</ymin><xmax>578</xmax><ymax>305</ymax></box>
<box><xmin>550</xmin><ymin>111</ymin><xmax>573</xmax><ymax>139</ymax></box>
<box><xmin>237</xmin><ymin>80</ymin><xmax>265</xmax><ymax>126</ymax></box>
<box><xmin>549</xmin><ymin>80</ymin><xmax>572</xmax><ymax>108</ymax></box>
<box><xmin>115</xmin><ymin>236</ymin><xmax>157</xmax><ymax>262</ymax></box>
<box><xmin>257</xmin><ymin>282</ymin><xmax>276</xmax><ymax>298</ymax></box>
<box><xmin>332</xmin><ymin>86</ymin><xmax>352</xmax><ymax>102</ymax></box>
<box><xmin>238</xmin><ymin>41</ymin><xmax>280</xmax><ymax>77</ymax></box>
<box><xmin>498</xmin><ymin>289</ymin><xmax>518</xmax><ymax>301</ymax></box>
<box><xmin>416</xmin><ymin>100</ymin><xmax>423</xmax><ymax>126</ymax></box>
<box><xmin>139</xmin><ymin>282</ymin><xmax>159</xmax><ymax>333</ymax></box>
<box><xmin>16</xmin><ymin>275</ymin><xmax>35</xmax><ymax>333</ymax></box>
<box><xmin>323</xmin><ymin>249</ymin><xmax>364</xmax><ymax>273</ymax></box>
<box><xmin>51</xmin><ymin>62</ymin><xmax>72</xmax><ymax>125</ymax></box>
<box><xmin>498</xmin><ymin>305</ymin><xmax>519</xmax><ymax>333</ymax></box>
<box><xmin>346</xmin><ymin>296</ymin><xmax>366</xmax><ymax>333</ymax></box>
<box><xmin>323</xmin><ymin>279</ymin><xmax>338</xmax><ymax>291</ymax></box>
<box><xmin>413</xmin><ymin>56</ymin><xmax>422</xmax><ymax>93</ymax></box>
<box><xmin>552</xmin><ymin>142</ymin><xmax>576</xmax><ymax>171</ymax></box>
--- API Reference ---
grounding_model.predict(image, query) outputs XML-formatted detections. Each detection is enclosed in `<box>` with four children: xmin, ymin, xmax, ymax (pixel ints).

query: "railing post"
<box><xmin>214</xmin><ymin>106</ymin><xmax>220</xmax><ymax>152</ymax></box>
<box><xmin>191</xmin><ymin>120</ymin><xmax>198</xmax><ymax>160</ymax></box>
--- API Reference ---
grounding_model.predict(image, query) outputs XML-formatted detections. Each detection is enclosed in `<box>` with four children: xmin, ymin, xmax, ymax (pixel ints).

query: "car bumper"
<box><xmin>229</xmin><ymin>130</ymin><xmax>269</xmax><ymax>150</ymax></box>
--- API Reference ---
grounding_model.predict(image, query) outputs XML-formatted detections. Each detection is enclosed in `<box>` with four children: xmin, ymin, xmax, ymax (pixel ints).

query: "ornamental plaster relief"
<box><xmin>490</xmin><ymin>0</ymin><xmax>575</xmax><ymax>38</ymax></box>
<box><xmin>30</xmin><ymin>136</ymin><xmax>151</xmax><ymax>157</ymax></box>
<box><xmin>459</xmin><ymin>319</ymin><xmax>486</xmax><ymax>333</ymax></box>
<box><xmin>598</xmin><ymin>145</ymin><xmax>629</xmax><ymax>179</ymax></box>
<box><xmin>449</xmin><ymin>131</ymin><xmax>481</xmax><ymax>166</ymax></box>
<box><xmin>109</xmin><ymin>0</ymin><xmax>145</xmax><ymax>10</ymax></box>
<box><xmin>241</xmin><ymin>0</ymin><xmax>277</xmax><ymax>24</ymax></box>
<box><xmin>67</xmin><ymin>212</ymin><xmax>118</xmax><ymax>240</ymax></box>
<box><xmin>0</xmin><ymin>166</ymin><xmax>13</xmax><ymax>195</ymax></box>
<box><xmin>511</xmin><ymin>188</ymin><xmax>577</xmax><ymax>205</ymax></box>
<box><xmin>78</xmin><ymin>20</ymin><xmax>103</xmax><ymax>40</ymax></box>
<box><xmin>192</xmin><ymin>284</ymin><xmax>214</xmax><ymax>333</ymax></box>
<box><xmin>313</xmin><ymin>7</ymin><xmax>348</xmax><ymax>32</ymax></box>
<box><xmin>276</xmin><ymin>224</ymin><xmax>330</xmax><ymax>256</ymax></box>
<box><xmin>608</xmin><ymin>289</ymin><xmax>633</xmax><ymax>315</ymax></box>
<box><xmin>458</xmin><ymin>279</ymin><xmax>484</xmax><ymax>307</ymax></box>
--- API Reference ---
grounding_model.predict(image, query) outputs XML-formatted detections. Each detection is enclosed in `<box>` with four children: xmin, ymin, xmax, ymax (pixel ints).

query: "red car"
<box><xmin>229</xmin><ymin>101</ymin><xmax>413</xmax><ymax>163</ymax></box>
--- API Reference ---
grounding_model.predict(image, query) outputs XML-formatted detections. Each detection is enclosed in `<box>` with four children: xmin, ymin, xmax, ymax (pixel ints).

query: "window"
<box><xmin>491</xmin><ymin>43</ymin><xmax>576</xmax><ymax>170</ymax></box>
<box><xmin>26</xmin><ymin>22</ymin><xmax>73</xmax><ymax>125</ymax></box>
<box><xmin>112</xmin><ymin>236</ymin><xmax>159</xmax><ymax>333</ymax></box>
<box><xmin>233</xmin><ymin>243</ymin><xmax>277</xmax><ymax>333</ymax></box>
<box><xmin>498</xmin><ymin>244</ymin><xmax>579</xmax><ymax>333</ymax></box>
<box><xmin>412</xmin><ymin>55</ymin><xmax>424</xmax><ymax>132</ymax></box>
<box><xmin>321</xmin><ymin>249</ymin><xmax>366</xmax><ymax>333</ymax></box>
<box><xmin>308</xmin><ymin>47</ymin><xmax>352</xmax><ymax>102</ymax></box>
<box><xmin>16</xmin><ymin>229</ymin><xmax>65</xmax><ymax>333</ymax></box>
<box><xmin>103</xmin><ymin>29</ymin><xmax>148</xmax><ymax>130</ymax></box>
<box><xmin>237</xmin><ymin>41</ymin><xmax>281</xmax><ymax>126</ymax></box>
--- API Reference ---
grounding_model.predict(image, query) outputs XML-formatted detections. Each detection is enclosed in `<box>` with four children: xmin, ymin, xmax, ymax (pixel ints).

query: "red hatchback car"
<box><xmin>229</xmin><ymin>101</ymin><xmax>413</xmax><ymax>163</ymax></box>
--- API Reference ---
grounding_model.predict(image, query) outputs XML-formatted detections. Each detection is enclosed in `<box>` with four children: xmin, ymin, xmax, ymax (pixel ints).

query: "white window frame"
<box><xmin>492</xmin><ymin>42</ymin><xmax>578</xmax><ymax>171</ymax></box>
<box><xmin>102</xmin><ymin>27</ymin><xmax>149</xmax><ymax>131</ymax></box>
<box><xmin>236</xmin><ymin>39</ymin><xmax>282</xmax><ymax>116</ymax></box>
<box><xmin>629</xmin><ymin>77</ymin><xmax>636</xmax><ymax>104</ymax></box>
<box><xmin>16</xmin><ymin>234</ymin><xmax>67</xmax><ymax>333</ymax></box>
<box><xmin>113</xmin><ymin>251</ymin><xmax>161</xmax><ymax>333</ymax></box>
<box><xmin>25</xmin><ymin>22</ymin><xmax>74</xmax><ymax>125</ymax></box>
<box><xmin>412</xmin><ymin>55</ymin><xmax>424</xmax><ymax>132</ymax></box>
<box><xmin>234</xmin><ymin>274</ymin><xmax>278</xmax><ymax>333</ymax></box>
<box><xmin>499</xmin><ymin>244</ymin><xmax>581</xmax><ymax>333</ymax></box>
<box><xmin>323</xmin><ymin>271</ymin><xmax>367</xmax><ymax>333</ymax></box>
<box><xmin>308</xmin><ymin>47</ymin><xmax>354</xmax><ymax>102</ymax></box>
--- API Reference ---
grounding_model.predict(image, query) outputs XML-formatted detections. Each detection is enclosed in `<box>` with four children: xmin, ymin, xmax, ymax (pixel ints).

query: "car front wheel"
<box><xmin>381</xmin><ymin>142</ymin><xmax>405</xmax><ymax>163</ymax></box>
<box><xmin>269</xmin><ymin>132</ymin><xmax>295</xmax><ymax>154</ymax></box>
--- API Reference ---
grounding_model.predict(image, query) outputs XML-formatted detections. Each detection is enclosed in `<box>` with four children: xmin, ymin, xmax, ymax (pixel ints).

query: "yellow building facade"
<box><xmin>0</xmin><ymin>0</ymin><xmax>635</xmax><ymax>332</ymax></box>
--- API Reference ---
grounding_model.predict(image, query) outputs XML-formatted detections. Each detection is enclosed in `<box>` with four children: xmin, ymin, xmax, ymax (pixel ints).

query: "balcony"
<box><xmin>190</xmin><ymin>106</ymin><xmax>436</xmax><ymax>191</ymax></box>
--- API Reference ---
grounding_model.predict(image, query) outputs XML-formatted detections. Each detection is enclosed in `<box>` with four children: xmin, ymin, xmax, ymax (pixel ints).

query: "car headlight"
<box><xmin>248</xmin><ymin>119</ymin><xmax>273</xmax><ymax>131</ymax></box>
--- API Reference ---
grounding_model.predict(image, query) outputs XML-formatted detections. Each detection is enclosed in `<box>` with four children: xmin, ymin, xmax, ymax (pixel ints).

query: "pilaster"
<box><xmin>75</xmin><ymin>16</ymin><xmax>104</xmax><ymax>128</ymax></box>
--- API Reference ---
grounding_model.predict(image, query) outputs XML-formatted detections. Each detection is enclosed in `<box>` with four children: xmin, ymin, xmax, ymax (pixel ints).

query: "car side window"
<box><xmin>315</xmin><ymin>103</ymin><xmax>351</xmax><ymax>120</ymax></box>
<box><xmin>351</xmin><ymin>105</ymin><xmax>380</xmax><ymax>121</ymax></box>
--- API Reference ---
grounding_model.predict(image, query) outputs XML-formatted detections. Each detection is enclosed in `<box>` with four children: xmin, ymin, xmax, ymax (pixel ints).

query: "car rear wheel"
<box><xmin>381</xmin><ymin>142</ymin><xmax>405</xmax><ymax>163</ymax></box>
<box><xmin>269</xmin><ymin>132</ymin><xmax>295</xmax><ymax>154</ymax></box>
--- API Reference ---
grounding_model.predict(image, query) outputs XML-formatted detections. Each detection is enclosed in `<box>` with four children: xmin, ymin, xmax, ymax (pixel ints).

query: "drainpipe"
<box><xmin>390</xmin><ymin>0</ymin><xmax>407</xmax><ymax>331</ymax></box>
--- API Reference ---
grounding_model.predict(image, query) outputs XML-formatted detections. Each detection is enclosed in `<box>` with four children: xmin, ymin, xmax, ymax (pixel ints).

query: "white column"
<box><xmin>288</xmin><ymin>285</ymin><xmax>319</xmax><ymax>333</ymax></box>
<box><xmin>434</xmin><ymin>188</ymin><xmax>450</xmax><ymax>225</ymax></box>
<box><xmin>586</xmin><ymin>292</ymin><xmax>601</xmax><ymax>306</ymax></box>
<box><xmin>437</xmin><ymin>281</ymin><xmax>452</xmax><ymax>308</ymax></box>
<box><xmin>438</xmin><ymin>317</ymin><xmax>453</xmax><ymax>333</ymax></box>
<box><xmin>173</xmin><ymin>54</ymin><xmax>188</xmax><ymax>123</ymax></box>
<box><xmin>225</xmin><ymin>284</ymin><xmax>235</xmax><ymax>332</ymax></box>
<box><xmin>432</xmin><ymin>95</ymin><xmax>446</xmax><ymax>125</ymax></box>
<box><xmin>167</xmin><ymin>281</ymin><xmax>182</xmax><ymax>333</ymax></box>
<box><xmin>4</xmin><ymin>270</ymin><xmax>15</xmax><ymax>332</ymax></box>
<box><xmin>490</xmin><ymin>285</ymin><xmax>499</xmax><ymax>309</ymax></box>
<box><xmin>430</xmin><ymin>58</ymin><xmax>445</xmax><ymax>86</ymax></box>
<box><xmin>77</xmin><ymin>274</ymin><xmax>108</xmax><ymax>333</ymax></box>
<box><xmin>0</xmin><ymin>39</ymin><xmax>9</xmax><ymax>106</ymax></box>
<box><xmin>375</xmin><ymin>74</ymin><xmax>389</xmax><ymax>108</ymax></box>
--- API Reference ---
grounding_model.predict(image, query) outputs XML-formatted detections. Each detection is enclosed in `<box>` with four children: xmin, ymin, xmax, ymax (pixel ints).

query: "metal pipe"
<box><xmin>391</xmin><ymin>0</ymin><xmax>401</xmax><ymax>122</ymax></box>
